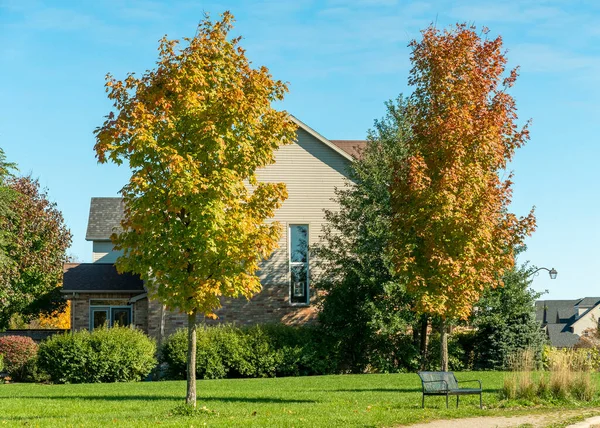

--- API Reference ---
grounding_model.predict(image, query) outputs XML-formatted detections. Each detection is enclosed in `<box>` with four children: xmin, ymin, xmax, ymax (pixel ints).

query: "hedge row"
<box><xmin>38</xmin><ymin>327</ymin><xmax>156</xmax><ymax>383</ymax></box>
<box><xmin>160</xmin><ymin>324</ymin><xmax>335</xmax><ymax>380</ymax></box>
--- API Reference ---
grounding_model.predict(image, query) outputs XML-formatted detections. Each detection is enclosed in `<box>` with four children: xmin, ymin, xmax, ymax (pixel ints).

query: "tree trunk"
<box><xmin>419</xmin><ymin>315</ymin><xmax>429</xmax><ymax>370</ymax></box>
<box><xmin>440</xmin><ymin>319</ymin><xmax>448</xmax><ymax>372</ymax></box>
<box><xmin>186</xmin><ymin>311</ymin><xmax>197</xmax><ymax>407</ymax></box>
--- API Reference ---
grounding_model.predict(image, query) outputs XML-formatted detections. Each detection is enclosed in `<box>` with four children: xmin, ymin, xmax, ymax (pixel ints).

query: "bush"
<box><xmin>160</xmin><ymin>324</ymin><xmax>337</xmax><ymax>380</ymax></box>
<box><xmin>0</xmin><ymin>335</ymin><xmax>38</xmax><ymax>381</ymax></box>
<box><xmin>38</xmin><ymin>327</ymin><xmax>156</xmax><ymax>384</ymax></box>
<box><xmin>37</xmin><ymin>330</ymin><xmax>94</xmax><ymax>384</ymax></box>
<box><xmin>0</xmin><ymin>353</ymin><xmax>3</xmax><ymax>373</ymax></box>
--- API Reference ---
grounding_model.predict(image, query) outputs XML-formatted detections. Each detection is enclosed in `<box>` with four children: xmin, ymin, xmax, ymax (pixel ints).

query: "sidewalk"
<box><xmin>404</xmin><ymin>409</ymin><xmax>600</xmax><ymax>428</ymax></box>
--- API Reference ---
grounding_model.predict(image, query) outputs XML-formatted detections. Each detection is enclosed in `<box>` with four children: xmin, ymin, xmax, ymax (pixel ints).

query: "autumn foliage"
<box><xmin>94</xmin><ymin>12</ymin><xmax>296</xmax><ymax>406</ymax></box>
<box><xmin>391</xmin><ymin>24</ymin><xmax>535</xmax><ymax>321</ymax></box>
<box><xmin>0</xmin><ymin>176</ymin><xmax>72</xmax><ymax>329</ymax></box>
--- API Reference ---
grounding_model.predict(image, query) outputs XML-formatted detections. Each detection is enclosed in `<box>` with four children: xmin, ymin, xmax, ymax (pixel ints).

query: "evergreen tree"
<box><xmin>471</xmin><ymin>254</ymin><xmax>547</xmax><ymax>369</ymax></box>
<box><xmin>314</xmin><ymin>96</ymin><xmax>419</xmax><ymax>372</ymax></box>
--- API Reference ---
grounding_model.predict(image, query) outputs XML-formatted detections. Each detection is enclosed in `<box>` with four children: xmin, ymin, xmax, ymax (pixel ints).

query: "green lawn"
<box><xmin>1</xmin><ymin>372</ymin><xmax>600</xmax><ymax>427</ymax></box>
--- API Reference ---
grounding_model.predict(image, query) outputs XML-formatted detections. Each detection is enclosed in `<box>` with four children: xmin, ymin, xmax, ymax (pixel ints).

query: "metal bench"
<box><xmin>417</xmin><ymin>371</ymin><xmax>482</xmax><ymax>409</ymax></box>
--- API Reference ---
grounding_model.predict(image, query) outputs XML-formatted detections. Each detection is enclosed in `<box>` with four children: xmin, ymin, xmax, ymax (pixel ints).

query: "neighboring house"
<box><xmin>535</xmin><ymin>297</ymin><xmax>600</xmax><ymax>348</ymax></box>
<box><xmin>62</xmin><ymin>117</ymin><xmax>366</xmax><ymax>342</ymax></box>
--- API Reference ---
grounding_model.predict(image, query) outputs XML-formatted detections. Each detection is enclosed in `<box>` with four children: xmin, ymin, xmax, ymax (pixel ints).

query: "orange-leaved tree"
<box><xmin>94</xmin><ymin>12</ymin><xmax>297</xmax><ymax>407</ymax></box>
<box><xmin>390</xmin><ymin>24</ymin><xmax>536</xmax><ymax>371</ymax></box>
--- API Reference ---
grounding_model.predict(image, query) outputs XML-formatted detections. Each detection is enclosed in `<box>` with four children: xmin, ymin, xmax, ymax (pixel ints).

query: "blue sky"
<box><xmin>1</xmin><ymin>0</ymin><xmax>598</xmax><ymax>300</ymax></box>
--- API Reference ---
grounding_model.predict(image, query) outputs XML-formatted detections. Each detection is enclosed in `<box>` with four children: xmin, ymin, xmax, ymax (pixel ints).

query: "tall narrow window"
<box><xmin>289</xmin><ymin>224</ymin><xmax>309</xmax><ymax>304</ymax></box>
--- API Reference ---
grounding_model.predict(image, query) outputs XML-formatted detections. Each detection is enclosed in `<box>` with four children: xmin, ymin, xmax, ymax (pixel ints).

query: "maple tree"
<box><xmin>0</xmin><ymin>176</ymin><xmax>72</xmax><ymax>330</ymax></box>
<box><xmin>390</xmin><ymin>24</ymin><xmax>536</xmax><ymax>370</ymax></box>
<box><xmin>94</xmin><ymin>12</ymin><xmax>296</xmax><ymax>407</ymax></box>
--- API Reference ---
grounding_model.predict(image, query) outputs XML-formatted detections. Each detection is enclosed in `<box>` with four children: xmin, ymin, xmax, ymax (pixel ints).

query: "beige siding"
<box><xmin>92</xmin><ymin>241</ymin><xmax>123</xmax><ymax>263</ymax></box>
<box><xmin>572</xmin><ymin>306</ymin><xmax>600</xmax><ymax>335</ymax></box>
<box><xmin>90</xmin><ymin>128</ymin><xmax>352</xmax><ymax>297</ymax></box>
<box><xmin>256</xmin><ymin>128</ymin><xmax>352</xmax><ymax>287</ymax></box>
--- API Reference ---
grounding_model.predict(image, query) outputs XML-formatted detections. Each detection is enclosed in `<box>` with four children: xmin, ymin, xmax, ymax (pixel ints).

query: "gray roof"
<box><xmin>535</xmin><ymin>297</ymin><xmax>600</xmax><ymax>348</ymax></box>
<box><xmin>578</xmin><ymin>297</ymin><xmax>600</xmax><ymax>308</ymax></box>
<box><xmin>62</xmin><ymin>263</ymin><xmax>144</xmax><ymax>293</ymax></box>
<box><xmin>85</xmin><ymin>197</ymin><xmax>124</xmax><ymax>241</ymax></box>
<box><xmin>535</xmin><ymin>299</ymin><xmax>579</xmax><ymax>324</ymax></box>
<box><xmin>546</xmin><ymin>324</ymin><xmax>581</xmax><ymax>348</ymax></box>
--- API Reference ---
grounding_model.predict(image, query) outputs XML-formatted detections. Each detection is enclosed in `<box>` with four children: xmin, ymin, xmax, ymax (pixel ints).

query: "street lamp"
<box><xmin>529</xmin><ymin>267</ymin><xmax>558</xmax><ymax>280</ymax></box>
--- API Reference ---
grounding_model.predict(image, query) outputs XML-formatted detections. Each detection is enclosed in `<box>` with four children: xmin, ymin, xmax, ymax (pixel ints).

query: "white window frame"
<box><xmin>288</xmin><ymin>224</ymin><xmax>309</xmax><ymax>305</ymax></box>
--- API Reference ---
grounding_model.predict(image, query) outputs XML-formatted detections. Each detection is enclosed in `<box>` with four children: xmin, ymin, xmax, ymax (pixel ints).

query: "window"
<box><xmin>89</xmin><ymin>301</ymin><xmax>132</xmax><ymax>330</ymax></box>
<box><xmin>289</xmin><ymin>224</ymin><xmax>309</xmax><ymax>304</ymax></box>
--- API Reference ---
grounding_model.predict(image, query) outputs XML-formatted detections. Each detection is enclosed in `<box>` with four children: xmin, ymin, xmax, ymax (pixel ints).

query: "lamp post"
<box><xmin>529</xmin><ymin>267</ymin><xmax>558</xmax><ymax>280</ymax></box>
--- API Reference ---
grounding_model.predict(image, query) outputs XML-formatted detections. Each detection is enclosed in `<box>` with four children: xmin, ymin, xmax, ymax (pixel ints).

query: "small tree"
<box><xmin>390</xmin><ymin>24</ymin><xmax>535</xmax><ymax>370</ymax></box>
<box><xmin>94</xmin><ymin>12</ymin><xmax>296</xmax><ymax>407</ymax></box>
<box><xmin>471</xmin><ymin>255</ymin><xmax>547</xmax><ymax>369</ymax></box>
<box><xmin>0</xmin><ymin>176</ymin><xmax>72</xmax><ymax>329</ymax></box>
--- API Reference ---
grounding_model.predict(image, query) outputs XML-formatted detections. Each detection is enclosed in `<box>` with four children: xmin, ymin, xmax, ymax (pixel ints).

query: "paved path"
<box><xmin>404</xmin><ymin>409</ymin><xmax>600</xmax><ymax>428</ymax></box>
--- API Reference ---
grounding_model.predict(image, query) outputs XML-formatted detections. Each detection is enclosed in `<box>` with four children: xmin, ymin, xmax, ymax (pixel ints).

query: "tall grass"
<box><xmin>502</xmin><ymin>347</ymin><xmax>596</xmax><ymax>402</ymax></box>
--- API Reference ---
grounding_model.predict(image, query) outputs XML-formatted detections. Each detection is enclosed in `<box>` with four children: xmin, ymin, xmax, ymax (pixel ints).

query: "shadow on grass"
<box><xmin>324</xmin><ymin>388</ymin><xmax>421</xmax><ymax>393</ymax></box>
<box><xmin>1</xmin><ymin>395</ymin><xmax>316</xmax><ymax>404</ymax></box>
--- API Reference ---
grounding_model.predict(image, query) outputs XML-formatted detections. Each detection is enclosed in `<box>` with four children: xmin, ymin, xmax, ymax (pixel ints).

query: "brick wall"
<box><xmin>146</xmin><ymin>283</ymin><xmax>318</xmax><ymax>343</ymax></box>
<box><xmin>69</xmin><ymin>284</ymin><xmax>318</xmax><ymax>343</ymax></box>
<box><xmin>70</xmin><ymin>292</ymin><xmax>147</xmax><ymax>332</ymax></box>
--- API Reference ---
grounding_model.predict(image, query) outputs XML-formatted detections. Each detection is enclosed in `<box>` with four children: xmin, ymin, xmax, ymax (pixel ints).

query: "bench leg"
<box><xmin>446</xmin><ymin>394</ymin><xmax>448</xmax><ymax>409</ymax></box>
<box><xmin>456</xmin><ymin>395</ymin><xmax>459</xmax><ymax>408</ymax></box>
<box><xmin>422</xmin><ymin>394</ymin><xmax>424</xmax><ymax>409</ymax></box>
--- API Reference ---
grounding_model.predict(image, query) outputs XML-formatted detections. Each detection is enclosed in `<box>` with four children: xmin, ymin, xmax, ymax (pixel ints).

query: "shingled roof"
<box><xmin>330</xmin><ymin>140</ymin><xmax>368</xmax><ymax>159</ymax></box>
<box><xmin>546</xmin><ymin>324</ymin><xmax>581</xmax><ymax>348</ymax></box>
<box><xmin>62</xmin><ymin>263</ymin><xmax>144</xmax><ymax>293</ymax></box>
<box><xmin>85</xmin><ymin>198</ymin><xmax>125</xmax><ymax>241</ymax></box>
<box><xmin>535</xmin><ymin>298</ymin><xmax>600</xmax><ymax>348</ymax></box>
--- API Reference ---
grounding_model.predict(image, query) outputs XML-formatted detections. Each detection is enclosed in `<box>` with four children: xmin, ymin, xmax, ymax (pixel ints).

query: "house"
<box><xmin>62</xmin><ymin>117</ymin><xmax>366</xmax><ymax>342</ymax></box>
<box><xmin>535</xmin><ymin>297</ymin><xmax>600</xmax><ymax>348</ymax></box>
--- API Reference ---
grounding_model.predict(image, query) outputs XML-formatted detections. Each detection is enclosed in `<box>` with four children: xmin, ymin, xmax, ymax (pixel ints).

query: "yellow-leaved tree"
<box><xmin>390</xmin><ymin>24</ymin><xmax>536</xmax><ymax>371</ymax></box>
<box><xmin>94</xmin><ymin>12</ymin><xmax>297</xmax><ymax>407</ymax></box>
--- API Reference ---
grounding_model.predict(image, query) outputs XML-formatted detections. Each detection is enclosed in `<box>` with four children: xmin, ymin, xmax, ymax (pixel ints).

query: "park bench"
<box><xmin>417</xmin><ymin>371</ymin><xmax>482</xmax><ymax>409</ymax></box>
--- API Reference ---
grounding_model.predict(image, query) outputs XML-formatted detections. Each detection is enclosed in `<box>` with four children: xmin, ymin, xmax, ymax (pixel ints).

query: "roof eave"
<box><xmin>289</xmin><ymin>115</ymin><xmax>354</xmax><ymax>162</ymax></box>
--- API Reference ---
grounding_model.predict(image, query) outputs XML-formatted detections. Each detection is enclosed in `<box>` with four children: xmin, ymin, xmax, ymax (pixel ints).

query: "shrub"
<box><xmin>0</xmin><ymin>353</ymin><xmax>4</xmax><ymax>373</ymax></box>
<box><xmin>160</xmin><ymin>324</ymin><xmax>337</xmax><ymax>380</ymax></box>
<box><xmin>0</xmin><ymin>335</ymin><xmax>38</xmax><ymax>381</ymax></box>
<box><xmin>38</xmin><ymin>327</ymin><xmax>156</xmax><ymax>384</ymax></box>
<box><xmin>89</xmin><ymin>327</ymin><xmax>157</xmax><ymax>382</ymax></box>
<box><xmin>37</xmin><ymin>330</ymin><xmax>94</xmax><ymax>384</ymax></box>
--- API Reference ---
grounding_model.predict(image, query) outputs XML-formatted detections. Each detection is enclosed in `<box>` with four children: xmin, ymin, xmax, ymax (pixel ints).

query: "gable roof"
<box><xmin>536</xmin><ymin>297</ymin><xmax>600</xmax><ymax>348</ymax></box>
<box><xmin>62</xmin><ymin>263</ymin><xmax>144</xmax><ymax>293</ymax></box>
<box><xmin>535</xmin><ymin>299</ymin><xmax>580</xmax><ymax>324</ymax></box>
<box><xmin>290</xmin><ymin>116</ymin><xmax>358</xmax><ymax>162</ymax></box>
<box><xmin>85</xmin><ymin>198</ymin><xmax>125</xmax><ymax>241</ymax></box>
<box><xmin>578</xmin><ymin>297</ymin><xmax>600</xmax><ymax>308</ymax></box>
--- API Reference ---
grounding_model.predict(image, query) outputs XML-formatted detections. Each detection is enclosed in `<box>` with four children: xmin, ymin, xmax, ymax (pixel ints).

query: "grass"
<box><xmin>1</xmin><ymin>372</ymin><xmax>600</xmax><ymax>427</ymax></box>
